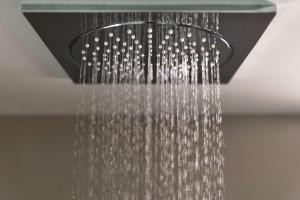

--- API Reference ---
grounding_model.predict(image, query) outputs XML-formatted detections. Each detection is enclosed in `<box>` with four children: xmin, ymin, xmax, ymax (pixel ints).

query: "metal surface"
<box><xmin>22</xmin><ymin>2</ymin><xmax>276</xmax><ymax>84</ymax></box>
<box><xmin>68</xmin><ymin>20</ymin><xmax>233</xmax><ymax>68</ymax></box>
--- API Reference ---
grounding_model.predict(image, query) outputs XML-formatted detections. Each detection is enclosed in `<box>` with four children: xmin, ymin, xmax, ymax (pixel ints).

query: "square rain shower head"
<box><xmin>22</xmin><ymin>0</ymin><xmax>276</xmax><ymax>84</ymax></box>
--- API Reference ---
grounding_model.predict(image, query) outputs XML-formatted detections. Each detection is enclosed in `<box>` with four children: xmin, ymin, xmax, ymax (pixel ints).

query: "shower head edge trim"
<box><xmin>21</xmin><ymin>3</ymin><xmax>276</xmax><ymax>13</ymax></box>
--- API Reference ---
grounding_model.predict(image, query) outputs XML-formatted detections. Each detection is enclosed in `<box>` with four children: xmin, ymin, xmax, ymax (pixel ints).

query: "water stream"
<box><xmin>73</xmin><ymin>12</ymin><xmax>224</xmax><ymax>200</ymax></box>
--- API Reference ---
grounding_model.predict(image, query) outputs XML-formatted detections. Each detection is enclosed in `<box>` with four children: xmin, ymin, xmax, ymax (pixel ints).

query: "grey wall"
<box><xmin>0</xmin><ymin>116</ymin><xmax>300</xmax><ymax>200</ymax></box>
<box><xmin>223</xmin><ymin>116</ymin><xmax>300</xmax><ymax>200</ymax></box>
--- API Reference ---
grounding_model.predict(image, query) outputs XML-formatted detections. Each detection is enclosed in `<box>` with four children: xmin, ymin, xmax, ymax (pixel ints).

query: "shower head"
<box><xmin>22</xmin><ymin>0</ymin><xmax>276</xmax><ymax>84</ymax></box>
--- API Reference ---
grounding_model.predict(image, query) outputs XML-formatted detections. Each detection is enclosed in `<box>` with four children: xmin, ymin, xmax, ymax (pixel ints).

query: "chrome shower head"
<box><xmin>22</xmin><ymin>1</ymin><xmax>276</xmax><ymax>84</ymax></box>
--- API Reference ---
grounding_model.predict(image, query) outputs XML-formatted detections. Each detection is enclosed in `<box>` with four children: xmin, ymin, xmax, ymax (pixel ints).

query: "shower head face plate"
<box><xmin>22</xmin><ymin>2</ymin><xmax>276</xmax><ymax>84</ymax></box>
<box><xmin>68</xmin><ymin>13</ymin><xmax>232</xmax><ymax>84</ymax></box>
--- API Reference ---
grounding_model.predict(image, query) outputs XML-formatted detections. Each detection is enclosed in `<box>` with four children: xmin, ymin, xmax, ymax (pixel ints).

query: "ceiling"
<box><xmin>0</xmin><ymin>0</ymin><xmax>299</xmax><ymax>115</ymax></box>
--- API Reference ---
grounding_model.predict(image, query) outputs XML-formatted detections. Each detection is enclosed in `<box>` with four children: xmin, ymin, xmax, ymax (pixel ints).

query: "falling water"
<box><xmin>73</xmin><ymin>12</ymin><xmax>224</xmax><ymax>200</ymax></box>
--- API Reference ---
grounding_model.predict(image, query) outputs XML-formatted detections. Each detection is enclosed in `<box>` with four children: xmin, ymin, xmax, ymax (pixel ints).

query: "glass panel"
<box><xmin>22</xmin><ymin>0</ymin><xmax>276</xmax><ymax>13</ymax></box>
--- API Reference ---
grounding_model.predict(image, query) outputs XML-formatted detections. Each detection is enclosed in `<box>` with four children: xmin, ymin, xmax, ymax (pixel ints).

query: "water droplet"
<box><xmin>204</xmin><ymin>156</ymin><xmax>209</xmax><ymax>165</ymax></box>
